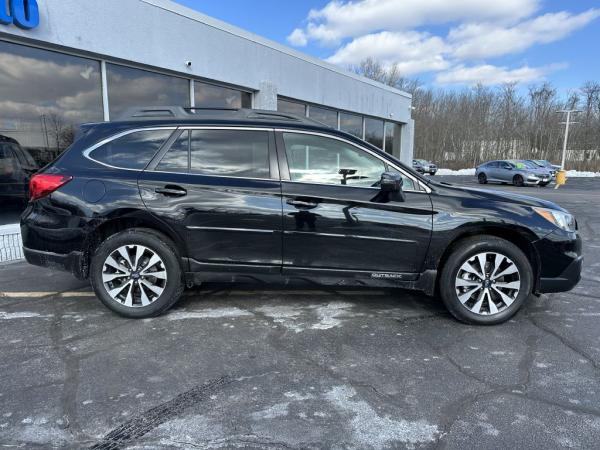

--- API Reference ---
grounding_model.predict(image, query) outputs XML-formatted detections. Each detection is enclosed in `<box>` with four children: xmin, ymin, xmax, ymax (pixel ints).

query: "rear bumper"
<box><xmin>23</xmin><ymin>247</ymin><xmax>86</xmax><ymax>279</ymax></box>
<box><xmin>538</xmin><ymin>255</ymin><xmax>583</xmax><ymax>293</ymax></box>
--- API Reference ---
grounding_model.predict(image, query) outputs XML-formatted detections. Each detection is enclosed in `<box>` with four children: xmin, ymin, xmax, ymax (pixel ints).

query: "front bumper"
<box><xmin>539</xmin><ymin>255</ymin><xmax>583</xmax><ymax>293</ymax></box>
<box><xmin>534</xmin><ymin>232</ymin><xmax>582</xmax><ymax>294</ymax></box>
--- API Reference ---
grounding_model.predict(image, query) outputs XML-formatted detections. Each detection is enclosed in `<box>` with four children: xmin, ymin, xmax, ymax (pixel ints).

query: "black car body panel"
<box><xmin>21</xmin><ymin>108</ymin><xmax>582</xmax><ymax>297</ymax></box>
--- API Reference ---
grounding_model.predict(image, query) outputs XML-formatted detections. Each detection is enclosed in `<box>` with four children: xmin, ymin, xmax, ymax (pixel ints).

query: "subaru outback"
<box><xmin>21</xmin><ymin>107</ymin><xmax>582</xmax><ymax>325</ymax></box>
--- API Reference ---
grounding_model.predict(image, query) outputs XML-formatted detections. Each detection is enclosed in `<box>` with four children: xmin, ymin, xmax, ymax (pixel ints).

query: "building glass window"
<box><xmin>0</xmin><ymin>40</ymin><xmax>103</xmax><ymax>167</ymax></box>
<box><xmin>194</xmin><ymin>81</ymin><xmax>251</xmax><ymax>109</ymax></box>
<box><xmin>384</xmin><ymin>122</ymin><xmax>401</xmax><ymax>156</ymax></box>
<box><xmin>339</xmin><ymin>112</ymin><xmax>363</xmax><ymax>138</ymax></box>
<box><xmin>308</xmin><ymin>106</ymin><xmax>338</xmax><ymax>128</ymax></box>
<box><xmin>90</xmin><ymin>129</ymin><xmax>173</xmax><ymax>170</ymax></box>
<box><xmin>277</xmin><ymin>98</ymin><xmax>306</xmax><ymax>117</ymax></box>
<box><xmin>106</xmin><ymin>64</ymin><xmax>190</xmax><ymax>119</ymax></box>
<box><xmin>365</xmin><ymin>117</ymin><xmax>384</xmax><ymax>149</ymax></box>
<box><xmin>190</xmin><ymin>129</ymin><xmax>270</xmax><ymax>178</ymax></box>
<box><xmin>282</xmin><ymin>133</ymin><xmax>386</xmax><ymax>187</ymax></box>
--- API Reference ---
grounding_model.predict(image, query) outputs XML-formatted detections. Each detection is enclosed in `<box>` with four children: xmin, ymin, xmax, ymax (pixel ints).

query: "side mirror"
<box><xmin>380</xmin><ymin>171</ymin><xmax>403</xmax><ymax>192</ymax></box>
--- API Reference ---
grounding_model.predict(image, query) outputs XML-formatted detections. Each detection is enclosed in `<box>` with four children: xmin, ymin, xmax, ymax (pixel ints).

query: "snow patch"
<box><xmin>436</xmin><ymin>168</ymin><xmax>476</xmax><ymax>176</ymax></box>
<box><xmin>167</xmin><ymin>308</ymin><xmax>253</xmax><ymax>320</ymax></box>
<box><xmin>256</xmin><ymin>301</ymin><xmax>354</xmax><ymax>333</ymax></box>
<box><xmin>324</xmin><ymin>385</ymin><xmax>439</xmax><ymax>448</ymax></box>
<box><xmin>251</xmin><ymin>402</ymin><xmax>290</xmax><ymax>420</ymax></box>
<box><xmin>0</xmin><ymin>312</ymin><xmax>49</xmax><ymax>320</ymax></box>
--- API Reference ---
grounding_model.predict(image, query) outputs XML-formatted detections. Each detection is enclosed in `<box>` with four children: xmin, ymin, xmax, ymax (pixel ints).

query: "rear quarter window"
<box><xmin>89</xmin><ymin>129</ymin><xmax>173</xmax><ymax>169</ymax></box>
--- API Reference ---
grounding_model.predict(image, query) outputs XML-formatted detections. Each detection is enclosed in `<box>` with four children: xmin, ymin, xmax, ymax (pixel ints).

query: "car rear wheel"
<box><xmin>90</xmin><ymin>229</ymin><xmax>184</xmax><ymax>318</ymax></box>
<box><xmin>478</xmin><ymin>173</ymin><xmax>487</xmax><ymax>184</ymax></box>
<box><xmin>513</xmin><ymin>175</ymin><xmax>524</xmax><ymax>187</ymax></box>
<box><xmin>439</xmin><ymin>236</ymin><xmax>533</xmax><ymax>325</ymax></box>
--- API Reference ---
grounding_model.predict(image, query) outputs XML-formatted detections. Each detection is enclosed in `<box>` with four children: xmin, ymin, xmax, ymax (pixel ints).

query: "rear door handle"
<box><xmin>287</xmin><ymin>199</ymin><xmax>318</xmax><ymax>208</ymax></box>
<box><xmin>155</xmin><ymin>185</ymin><xmax>187</xmax><ymax>197</ymax></box>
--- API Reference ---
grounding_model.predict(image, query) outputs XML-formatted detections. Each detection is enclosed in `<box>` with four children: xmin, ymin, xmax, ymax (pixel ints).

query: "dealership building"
<box><xmin>0</xmin><ymin>0</ymin><xmax>414</xmax><ymax>166</ymax></box>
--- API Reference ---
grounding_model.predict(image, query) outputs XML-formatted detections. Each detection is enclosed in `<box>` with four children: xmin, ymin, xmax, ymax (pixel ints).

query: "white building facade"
<box><xmin>0</xmin><ymin>0</ymin><xmax>414</xmax><ymax>165</ymax></box>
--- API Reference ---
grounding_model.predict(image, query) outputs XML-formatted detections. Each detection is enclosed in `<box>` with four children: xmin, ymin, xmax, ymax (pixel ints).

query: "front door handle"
<box><xmin>287</xmin><ymin>199</ymin><xmax>318</xmax><ymax>208</ymax></box>
<box><xmin>155</xmin><ymin>185</ymin><xmax>187</xmax><ymax>197</ymax></box>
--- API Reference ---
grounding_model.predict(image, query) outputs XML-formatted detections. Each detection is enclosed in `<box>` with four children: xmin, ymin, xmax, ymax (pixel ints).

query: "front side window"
<box><xmin>90</xmin><ymin>129</ymin><xmax>173</xmax><ymax>169</ymax></box>
<box><xmin>189</xmin><ymin>129</ymin><xmax>270</xmax><ymax>178</ymax></box>
<box><xmin>282</xmin><ymin>133</ymin><xmax>386</xmax><ymax>187</ymax></box>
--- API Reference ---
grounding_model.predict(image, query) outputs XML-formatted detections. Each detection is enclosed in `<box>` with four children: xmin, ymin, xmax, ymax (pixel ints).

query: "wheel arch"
<box><xmin>80</xmin><ymin>210</ymin><xmax>187</xmax><ymax>279</ymax></box>
<box><xmin>434</xmin><ymin>224</ymin><xmax>540</xmax><ymax>295</ymax></box>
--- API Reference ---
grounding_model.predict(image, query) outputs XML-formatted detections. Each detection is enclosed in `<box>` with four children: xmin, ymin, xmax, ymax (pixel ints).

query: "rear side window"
<box><xmin>90</xmin><ymin>129</ymin><xmax>173</xmax><ymax>169</ymax></box>
<box><xmin>189</xmin><ymin>129</ymin><xmax>270</xmax><ymax>178</ymax></box>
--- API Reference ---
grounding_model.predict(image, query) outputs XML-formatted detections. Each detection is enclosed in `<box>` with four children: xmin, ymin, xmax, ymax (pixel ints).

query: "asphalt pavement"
<box><xmin>1</xmin><ymin>176</ymin><xmax>599</xmax><ymax>449</ymax></box>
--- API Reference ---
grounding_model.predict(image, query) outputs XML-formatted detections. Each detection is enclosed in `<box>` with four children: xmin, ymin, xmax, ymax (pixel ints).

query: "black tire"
<box><xmin>539</xmin><ymin>182</ymin><xmax>550</xmax><ymax>187</ymax></box>
<box><xmin>478</xmin><ymin>173</ymin><xmax>487</xmax><ymax>184</ymax></box>
<box><xmin>90</xmin><ymin>228</ymin><xmax>184</xmax><ymax>318</ymax></box>
<box><xmin>439</xmin><ymin>236</ymin><xmax>533</xmax><ymax>325</ymax></box>
<box><xmin>513</xmin><ymin>175</ymin><xmax>524</xmax><ymax>187</ymax></box>
<box><xmin>430</xmin><ymin>172</ymin><xmax>436</xmax><ymax>176</ymax></box>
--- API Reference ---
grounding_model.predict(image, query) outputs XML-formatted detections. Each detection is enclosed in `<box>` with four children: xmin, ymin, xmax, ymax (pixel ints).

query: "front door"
<box><xmin>139</xmin><ymin>127</ymin><xmax>283</xmax><ymax>271</ymax></box>
<box><xmin>277</xmin><ymin>131</ymin><xmax>432</xmax><ymax>275</ymax></box>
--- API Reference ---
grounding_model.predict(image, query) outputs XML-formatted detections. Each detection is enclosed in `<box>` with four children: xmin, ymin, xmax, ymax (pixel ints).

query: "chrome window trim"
<box><xmin>82</xmin><ymin>127</ymin><xmax>178</xmax><ymax>171</ymax></box>
<box><xmin>82</xmin><ymin>125</ymin><xmax>430</xmax><ymax>193</ymax></box>
<box><xmin>275</xmin><ymin>128</ymin><xmax>431</xmax><ymax>193</ymax></box>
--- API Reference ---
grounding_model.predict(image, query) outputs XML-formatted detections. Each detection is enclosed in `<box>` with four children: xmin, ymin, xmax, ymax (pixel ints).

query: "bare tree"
<box><xmin>355</xmin><ymin>58</ymin><xmax>600</xmax><ymax>170</ymax></box>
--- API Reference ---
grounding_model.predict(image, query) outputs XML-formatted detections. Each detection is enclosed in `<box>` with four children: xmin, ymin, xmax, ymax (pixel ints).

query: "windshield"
<box><xmin>522</xmin><ymin>160</ymin><xmax>540</xmax><ymax>169</ymax></box>
<box><xmin>506</xmin><ymin>160</ymin><xmax>525</xmax><ymax>169</ymax></box>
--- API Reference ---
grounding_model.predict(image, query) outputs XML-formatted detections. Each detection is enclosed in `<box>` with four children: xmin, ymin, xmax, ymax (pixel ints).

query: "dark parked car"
<box><xmin>476</xmin><ymin>160</ymin><xmax>552</xmax><ymax>187</ymax></box>
<box><xmin>21</xmin><ymin>107</ymin><xmax>582</xmax><ymax>324</ymax></box>
<box><xmin>0</xmin><ymin>135</ymin><xmax>38</xmax><ymax>204</ymax></box>
<box><xmin>412</xmin><ymin>159</ymin><xmax>437</xmax><ymax>175</ymax></box>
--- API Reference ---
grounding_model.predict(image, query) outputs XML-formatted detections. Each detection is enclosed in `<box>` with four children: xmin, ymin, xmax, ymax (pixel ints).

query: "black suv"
<box><xmin>21</xmin><ymin>107</ymin><xmax>582</xmax><ymax>324</ymax></box>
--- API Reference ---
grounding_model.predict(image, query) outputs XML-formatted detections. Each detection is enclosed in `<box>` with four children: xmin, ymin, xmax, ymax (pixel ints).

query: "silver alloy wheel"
<box><xmin>102</xmin><ymin>245</ymin><xmax>167</xmax><ymax>308</ymax></box>
<box><xmin>454</xmin><ymin>252</ymin><xmax>521</xmax><ymax>315</ymax></box>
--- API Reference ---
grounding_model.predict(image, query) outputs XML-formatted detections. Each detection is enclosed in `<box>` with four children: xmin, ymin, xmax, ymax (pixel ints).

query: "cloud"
<box><xmin>435</xmin><ymin>63</ymin><xmax>567</xmax><ymax>86</ymax></box>
<box><xmin>288</xmin><ymin>0</ymin><xmax>540</xmax><ymax>46</ymax></box>
<box><xmin>326</xmin><ymin>31</ymin><xmax>449</xmax><ymax>75</ymax></box>
<box><xmin>449</xmin><ymin>9</ymin><xmax>600</xmax><ymax>59</ymax></box>
<box><xmin>287</xmin><ymin>28</ymin><xmax>308</xmax><ymax>47</ymax></box>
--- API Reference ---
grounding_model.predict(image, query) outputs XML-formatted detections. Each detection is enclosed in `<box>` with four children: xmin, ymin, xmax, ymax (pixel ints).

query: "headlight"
<box><xmin>533</xmin><ymin>207</ymin><xmax>576</xmax><ymax>232</ymax></box>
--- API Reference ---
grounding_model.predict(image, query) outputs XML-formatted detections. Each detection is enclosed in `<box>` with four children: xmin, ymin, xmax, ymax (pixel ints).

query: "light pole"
<box><xmin>556</xmin><ymin>109</ymin><xmax>581</xmax><ymax>170</ymax></box>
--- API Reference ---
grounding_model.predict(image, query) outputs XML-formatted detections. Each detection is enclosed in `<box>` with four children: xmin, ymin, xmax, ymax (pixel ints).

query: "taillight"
<box><xmin>29</xmin><ymin>174</ymin><xmax>73</xmax><ymax>201</ymax></box>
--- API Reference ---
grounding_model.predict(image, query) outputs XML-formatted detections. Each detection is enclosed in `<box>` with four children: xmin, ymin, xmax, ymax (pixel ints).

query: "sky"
<box><xmin>174</xmin><ymin>0</ymin><xmax>600</xmax><ymax>93</ymax></box>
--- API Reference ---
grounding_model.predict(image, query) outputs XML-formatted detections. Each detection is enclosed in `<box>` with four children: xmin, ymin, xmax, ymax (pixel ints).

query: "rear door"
<box><xmin>276</xmin><ymin>130</ymin><xmax>433</xmax><ymax>275</ymax></box>
<box><xmin>139</xmin><ymin>127</ymin><xmax>283</xmax><ymax>272</ymax></box>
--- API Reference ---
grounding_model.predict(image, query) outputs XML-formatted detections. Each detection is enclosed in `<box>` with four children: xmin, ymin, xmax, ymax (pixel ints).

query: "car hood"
<box><xmin>432</xmin><ymin>181</ymin><xmax>566</xmax><ymax>211</ymax></box>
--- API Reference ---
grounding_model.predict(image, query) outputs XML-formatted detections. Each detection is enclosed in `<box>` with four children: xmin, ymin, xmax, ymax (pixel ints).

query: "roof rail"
<box><xmin>115</xmin><ymin>106</ymin><xmax>329</xmax><ymax>127</ymax></box>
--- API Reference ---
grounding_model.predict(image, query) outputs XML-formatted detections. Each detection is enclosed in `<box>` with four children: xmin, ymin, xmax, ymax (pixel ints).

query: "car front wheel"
<box><xmin>478</xmin><ymin>173</ymin><xmax>487</xmax><ymax>184</ymax></box>
<box><xmin>90</xmin><ymin>229</ymin><xmax>184</xmax><ymax>318</ymax></box>
<box><xmin>439</xmin><ymin>236</ymin><xmax>533</xmax><ymax>325</ymax></box>
<box><xmin>513</xmin><ymin>175</ymin><xmax>525</xmax><ymax>187</ymax></box>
